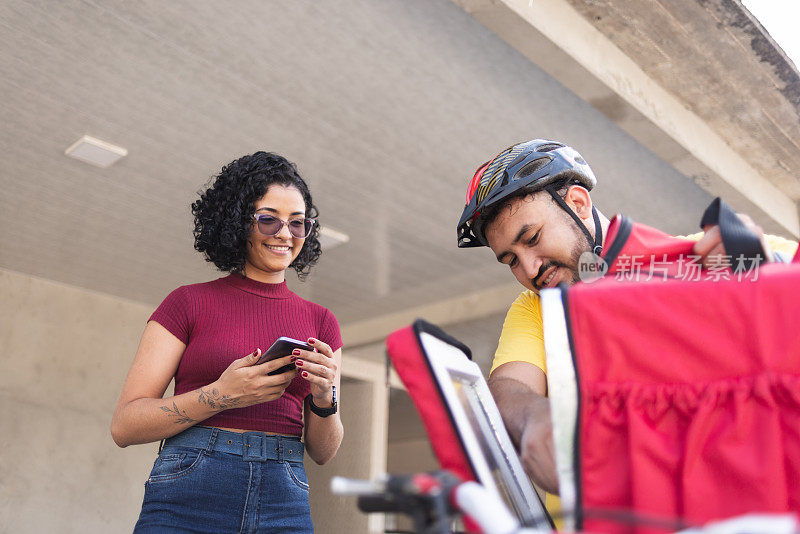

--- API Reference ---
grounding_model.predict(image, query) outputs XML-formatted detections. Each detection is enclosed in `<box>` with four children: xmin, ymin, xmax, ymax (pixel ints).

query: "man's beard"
<box><xmin>532</xmin><ymin>234</ymin><xmax>589</xmax><ymax>289</ymax></box>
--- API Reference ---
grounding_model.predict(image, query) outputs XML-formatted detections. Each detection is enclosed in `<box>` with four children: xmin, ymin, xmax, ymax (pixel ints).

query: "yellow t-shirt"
<box><xmin>489</xmin><ymin>233</ymin><xmax>798</xmax><ymax>375</ymax></box>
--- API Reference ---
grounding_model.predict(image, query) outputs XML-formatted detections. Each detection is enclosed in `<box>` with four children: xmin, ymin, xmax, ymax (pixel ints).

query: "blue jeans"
<box><xmin>134</xmin><ymin>426</ymin><xmax>313</xmax><ymax>533</ymax></box>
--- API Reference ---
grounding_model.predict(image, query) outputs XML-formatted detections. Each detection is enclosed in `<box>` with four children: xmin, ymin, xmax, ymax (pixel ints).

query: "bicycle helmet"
<box><xmin>456</xmin><ymin>139</ymin><xmax>603</xmax><ymax>254</ymax></box>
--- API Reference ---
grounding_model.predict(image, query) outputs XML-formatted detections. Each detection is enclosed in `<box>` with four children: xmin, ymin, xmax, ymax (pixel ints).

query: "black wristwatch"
<box><xmin>306</xmin><ymin>386</ymin><xmax>337</xmax><ymax>417</ymax></box>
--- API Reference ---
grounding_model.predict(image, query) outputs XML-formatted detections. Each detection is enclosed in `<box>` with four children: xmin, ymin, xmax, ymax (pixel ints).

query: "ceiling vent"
<box><xmin>319</xmin><ymin>226</ymin><xmax>350</xmax><ymax>250</ymax></box>
<box><xmin>64</xmin><ymin>135</ymin><xmax>128</xmax><ymax>168</ymax></box>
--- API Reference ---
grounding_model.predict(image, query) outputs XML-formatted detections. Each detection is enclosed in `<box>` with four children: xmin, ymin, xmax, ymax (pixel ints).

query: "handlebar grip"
<box><xmin>330</xmin><ymin>476</ymin><xmax>385</xmax><ymax>496</ymax></box>
<box><xmin>357</xmin><ymin>495</ymin><xmax>402</xmax><ymax>514</ymax></box>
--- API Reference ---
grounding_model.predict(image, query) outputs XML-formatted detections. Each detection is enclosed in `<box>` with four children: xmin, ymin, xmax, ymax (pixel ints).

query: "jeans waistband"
<box><xmin>162</xmin><ymin>426</ymin><xmax>304</xmax><ymax>463</ymax></box>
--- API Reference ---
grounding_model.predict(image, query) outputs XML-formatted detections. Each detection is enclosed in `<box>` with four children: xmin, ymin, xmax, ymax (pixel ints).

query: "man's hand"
<box><xmin>518</xmin><ymin>395</ymin><xmax>559</xmax><ymax>494</ymax></box>
<box><xmin>693</xmin><ymin>212</ymin><xmax>773</xmax><ymax>267</ymax></box>
<box><xmin>488</xmin><ymin>362</ymin><xmax>559</xmax><ymax>494</ymax></box>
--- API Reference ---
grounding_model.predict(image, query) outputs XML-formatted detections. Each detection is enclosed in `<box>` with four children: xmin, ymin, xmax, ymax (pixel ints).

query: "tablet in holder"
<box><xmin>386</xmin><ymin>319</ymin><xmax>552</xmax><ymax>530</ymax></box>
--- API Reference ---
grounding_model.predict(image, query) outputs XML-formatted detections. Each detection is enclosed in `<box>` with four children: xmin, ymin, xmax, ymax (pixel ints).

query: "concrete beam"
<box><xmin>452</xmin><ymin>0</ymin><xmax>799</xmax><ymax>237</ymax></box>
<box><xmin>341</xmin><ymin>283</ymin><xmax>520</xmax><ymax>349</ymax></box>
<box><xmin>341</xmin><ymin>352</ymin><xmax>404</xmax><ymax>390</ymax></box>
<box><xmin>367</xmin><ymin>380</ymin><xmax>389</xmax><ymax>533</ymax></box>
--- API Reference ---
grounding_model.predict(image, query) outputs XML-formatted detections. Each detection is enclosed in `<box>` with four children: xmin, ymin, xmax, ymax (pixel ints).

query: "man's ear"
<box><xmin>564</xmin><ymin>185</ymin><xmax>593</xmax><ymax>219</ymax></box>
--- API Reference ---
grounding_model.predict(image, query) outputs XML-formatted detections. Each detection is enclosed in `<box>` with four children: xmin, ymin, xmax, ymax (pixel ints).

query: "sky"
<box><xmin>741</xmin><ymin>0</ymin><xmax>800</xmax><ymax>68</ymax></box>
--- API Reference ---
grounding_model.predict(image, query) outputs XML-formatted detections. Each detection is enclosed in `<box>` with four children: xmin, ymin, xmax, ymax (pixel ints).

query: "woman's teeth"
<box><xmin>266</xmin><ymin>245</ymin><xmax>290</xmax><ymax>251</ymax></box>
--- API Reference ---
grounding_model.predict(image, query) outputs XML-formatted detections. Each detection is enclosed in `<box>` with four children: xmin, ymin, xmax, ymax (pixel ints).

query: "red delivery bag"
<box><xmin>555</xmin><ymin>198</ymin><xmax>800</xmax><ymax>533</ymax></box>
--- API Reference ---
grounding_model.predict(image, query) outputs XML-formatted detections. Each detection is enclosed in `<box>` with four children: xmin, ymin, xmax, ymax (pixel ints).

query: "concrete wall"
<box><xmin>0</xmin><ymin>268</ymin><xmax>156</xmax><ymax>532</ymax></box>
<box><xmin>0</xmin><ymin>269</ymin><xmax>388</xmax><ymax>532</ymax></box>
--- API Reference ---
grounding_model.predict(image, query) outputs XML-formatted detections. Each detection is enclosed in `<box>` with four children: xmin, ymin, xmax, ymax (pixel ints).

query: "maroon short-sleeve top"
<box><xmin>149</xmin><ymin>273</ymin><xmax>342</xmax><ymax>436</ymax></box>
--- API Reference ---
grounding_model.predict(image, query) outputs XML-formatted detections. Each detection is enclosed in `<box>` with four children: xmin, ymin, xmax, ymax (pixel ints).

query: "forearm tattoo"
<box><xmin>160</xmin><ymin>401</ymin><xmax>196</xmax><ymax>425</ymax></box>
<box><xmin>198</xmin><ymin>387</ymin><xmax>241</xmax><ymax>411</ymax></box>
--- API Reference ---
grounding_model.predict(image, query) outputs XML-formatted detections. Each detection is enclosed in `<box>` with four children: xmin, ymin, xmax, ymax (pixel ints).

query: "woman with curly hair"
<box><xmin>111</xmin><ymin>152</ymin><xmax>343</xmax><ymax>533</ymax></box>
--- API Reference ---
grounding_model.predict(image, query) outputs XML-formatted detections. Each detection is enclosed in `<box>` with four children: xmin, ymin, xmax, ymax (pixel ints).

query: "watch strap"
<box><xmin>306</xmin><ymin>386</ymin><xmax>337</xmax><ymax>417</ymax></box>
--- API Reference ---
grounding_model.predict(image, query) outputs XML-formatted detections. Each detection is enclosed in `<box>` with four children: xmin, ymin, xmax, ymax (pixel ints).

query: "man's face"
<box><xmin>484</xmin><ymin>192</ymin><xmax>588</xmax><ymax>292</ymax></box>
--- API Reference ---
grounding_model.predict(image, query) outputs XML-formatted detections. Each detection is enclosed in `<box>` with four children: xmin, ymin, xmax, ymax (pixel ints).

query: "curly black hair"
<box><xmin>192</xmin><ymin>151</ymin><xmax>322</xmax><ymax>280</ymax></box>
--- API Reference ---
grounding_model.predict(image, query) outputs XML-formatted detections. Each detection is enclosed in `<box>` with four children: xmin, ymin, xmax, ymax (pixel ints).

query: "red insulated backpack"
<box><xmin>385</xmin><ymin>321</ymin><xmax>477</xmax><ymax>485</ymax></box>
<box><xmin>385</xmin><ymin>320</ymin><xmax>553</xmax><ymax>532</ymax></box>
<box><xmin>556</xmin><ymin>198</ymin><xmax>800</xmax><ymax>532</ymax></box>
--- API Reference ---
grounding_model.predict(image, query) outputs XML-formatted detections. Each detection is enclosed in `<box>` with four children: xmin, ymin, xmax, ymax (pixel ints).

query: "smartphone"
<box><xmin>257</xmin><ymin>336</ymin><xmax>314</xmax><ymax>375</ymax></box>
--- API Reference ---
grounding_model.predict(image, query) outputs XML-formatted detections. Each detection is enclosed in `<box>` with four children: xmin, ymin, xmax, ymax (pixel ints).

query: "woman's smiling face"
<box><xmin>244</xmin><ymin>185</ymin><xmax>307</xmax><ymax>283</ymax></box>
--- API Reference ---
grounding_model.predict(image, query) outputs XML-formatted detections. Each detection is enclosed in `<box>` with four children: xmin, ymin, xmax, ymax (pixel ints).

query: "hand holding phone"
<box><xmin>257</xmin><ymin>336</ymin><xmax>314</xmax><ymax>375</ymax></box>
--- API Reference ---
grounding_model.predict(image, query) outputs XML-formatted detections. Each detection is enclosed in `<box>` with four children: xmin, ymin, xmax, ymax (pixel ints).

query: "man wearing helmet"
<box><xmin>456</xmin><ymin>139</ymin><xmax>798</xmax><ymax>496</ymax></box>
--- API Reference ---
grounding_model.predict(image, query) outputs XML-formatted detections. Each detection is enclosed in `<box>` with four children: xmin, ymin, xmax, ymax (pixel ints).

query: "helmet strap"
<box><xmin>544</xmin><ymin>185</ymin><xmax>603</xmax><ymax>255</ymax></box>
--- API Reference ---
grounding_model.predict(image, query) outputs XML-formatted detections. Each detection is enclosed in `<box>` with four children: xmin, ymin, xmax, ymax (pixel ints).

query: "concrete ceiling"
<box><xmin>1</xmin><ymin>0</ymin><xmax>798</xmax><ymax>346</ymax></box>
<box><xmin>567</xmin><ymin>0</ymin><xmax>800</xmax><ymax>201</ymax></box>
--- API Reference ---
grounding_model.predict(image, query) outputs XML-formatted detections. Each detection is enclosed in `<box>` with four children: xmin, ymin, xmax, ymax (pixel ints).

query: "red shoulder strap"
<box><xmin>602</xmin><ymin>215</ymin><xmax>695</xmax><ymax>276</ymax></box>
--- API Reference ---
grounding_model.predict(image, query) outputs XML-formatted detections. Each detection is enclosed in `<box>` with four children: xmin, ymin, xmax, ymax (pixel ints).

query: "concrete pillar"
<box><xmin>307</xmin><ymin>377</ymin><xmax>389</xmax><ymax>533</ymax></box>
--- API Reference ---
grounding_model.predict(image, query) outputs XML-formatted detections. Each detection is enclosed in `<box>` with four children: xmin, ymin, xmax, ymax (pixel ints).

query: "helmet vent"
<box><xmin>535</xmin><ymin>143</ymin><xmax>564</xmax><ymax>153</ymax></box>
<box><xmin>515</xmin><ymin>157</ymin><xmax>551</xmax><ymax>180</ymax></box>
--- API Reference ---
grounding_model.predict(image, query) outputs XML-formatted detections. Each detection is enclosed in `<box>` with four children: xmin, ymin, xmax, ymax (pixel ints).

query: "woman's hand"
<box><xmin>210</xmin><ymin>349</ymin><xmax>299</xmax><ymax>410</ymax></box>
<box><xmin>293</xmin><ymin>338</ymin><xmax>338</xmax><ymax>406</ymax></box>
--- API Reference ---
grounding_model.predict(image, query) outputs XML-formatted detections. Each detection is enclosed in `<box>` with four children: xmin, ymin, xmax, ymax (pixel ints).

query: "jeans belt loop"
<box><xmin>206</xmin><ymin>427</ymin><xmax>219</xmax><ymax>453</ymax></box>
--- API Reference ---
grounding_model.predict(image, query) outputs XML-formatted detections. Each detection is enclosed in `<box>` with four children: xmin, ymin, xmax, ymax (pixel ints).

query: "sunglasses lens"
<box><xmin>257</xmin><ymin>216</ymin><xmax>281</xmax><ymax>236</ymax></box>
<box><xmin>256</xmin><ymin>215</ymin><xmax>312</xmax><ymax>238</ymax></box>
<box><xmin>288</xmin><ymin>219</ymin><xmax>312</xmax><ymax>238</ymax></box>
